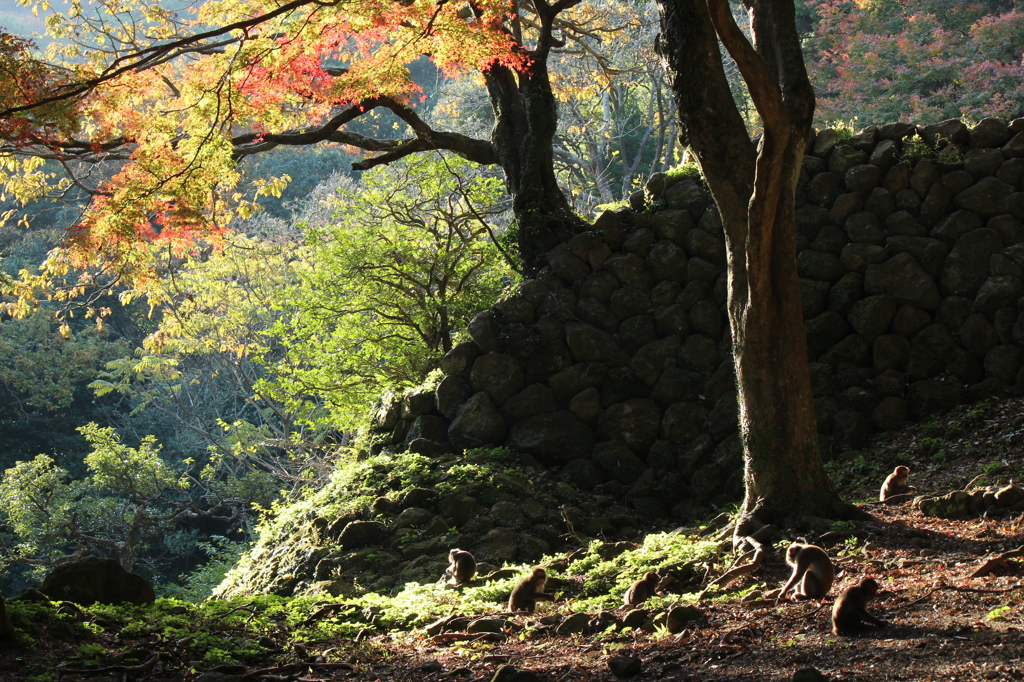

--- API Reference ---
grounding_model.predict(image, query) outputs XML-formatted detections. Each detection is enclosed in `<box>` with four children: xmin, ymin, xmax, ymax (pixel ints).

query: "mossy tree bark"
<box><xmin>657</xmin><ymin>0</ymin><xmax>863</xmax><ymax>525</ymax></box>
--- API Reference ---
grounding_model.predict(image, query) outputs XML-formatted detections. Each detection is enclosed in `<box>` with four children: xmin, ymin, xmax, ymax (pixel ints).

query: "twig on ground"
<box><xmin>969</xmin><ymin>546</ymin><xmax>1024</xmax><ymax>578</ymax></box>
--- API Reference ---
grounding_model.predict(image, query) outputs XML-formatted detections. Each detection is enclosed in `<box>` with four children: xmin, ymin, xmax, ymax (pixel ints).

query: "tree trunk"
<box><xmin>657</xmin><ymin>0</ymin><xmax>864</xmax><ymax>524</ymax></box>
<box><xmin>484</xmin><ymin>34</ymin><xmax>586</xmax><ymax>273</ymax></box>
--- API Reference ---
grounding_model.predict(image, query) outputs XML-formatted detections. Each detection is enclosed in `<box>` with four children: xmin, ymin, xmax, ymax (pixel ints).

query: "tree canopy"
<box><xmin>0</xmin><ymin>0</ymin><xmax>654</xmax><ymax>286</ymax></box>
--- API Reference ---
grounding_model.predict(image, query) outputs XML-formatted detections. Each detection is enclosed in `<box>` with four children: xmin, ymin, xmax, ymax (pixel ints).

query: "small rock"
<box><xmin>792</xmin><ymin>668</ymin><xmax>828</xmax><ymax>682</ymax></box>
<box><xmin>666</xmin><ymin>605</ymin><xmax>704</xmax><ymax>633</ymax></box>
<box><xmin>607</xmin><ymin>655</ymin><xmax>643</xmax><ymax>678</ymax></box>
<box><xmin>467</xmin><ymin>618</ymin><xmax>507</xmax><ymax>634</ymax></box>
<box><xmin>491</xmin><ymin>665</ymin><xmax>540</xmax><ymax>682</ymax></box>
<box><xmin>555</xmin><ymin>612</ymin><xmax>591</xmax><ymax>635</ymax></box>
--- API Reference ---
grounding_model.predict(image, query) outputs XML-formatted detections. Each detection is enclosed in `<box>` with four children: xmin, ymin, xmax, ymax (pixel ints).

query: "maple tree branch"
<box><xmin>231</xmin><ymin>97</ymin><xmax>496</xmax><ymax>167</ymax></box>
<box><xmin>0</xmin><ymin>0</ymin><xmax>340</xmax><ymax>118</ymax></box>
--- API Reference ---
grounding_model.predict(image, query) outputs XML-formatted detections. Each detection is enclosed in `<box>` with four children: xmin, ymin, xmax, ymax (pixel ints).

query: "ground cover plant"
<box><xmin>1</xmin><ymin>397</ymin><xmax>1023</xmax><ymax>681</ymax></box>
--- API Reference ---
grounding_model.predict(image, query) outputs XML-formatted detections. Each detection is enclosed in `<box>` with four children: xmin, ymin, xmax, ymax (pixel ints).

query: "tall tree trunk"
<box><xmin>657</xmin><ymin>0</ymin><xmax>865</xmax><ymax>525</ymax></box>
<box><xmin>485</xmin><ymin>52</ymin><xmax>586</xmax><ymax>272</ymax></box>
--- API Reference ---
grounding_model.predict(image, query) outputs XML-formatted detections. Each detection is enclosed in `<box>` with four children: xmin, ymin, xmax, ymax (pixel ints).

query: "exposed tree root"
<box><xmin>700</xmin><ymin>536</ymin><xmax>767</xmax><ymax>599</ymax></box>
<box><xmin>56</xmin><ymin>654</ymin><xmax>158</xmax><ymax>678</ymax></box>
<box><xmin>969</xmin><ymin>546</ymin><xmax>1024</xmax><ymax>579</ymax></box>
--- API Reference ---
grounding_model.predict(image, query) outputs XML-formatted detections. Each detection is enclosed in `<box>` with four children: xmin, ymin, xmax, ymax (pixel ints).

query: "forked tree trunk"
<box><xmin>483</xmin><ymin>15</ymin><xmax>587</xmax><ymax>273</ymax></box>
<box><xmin>657</xmin><ymin>0</ymin><xmax>864</xmax><ymax>524</ymax></box>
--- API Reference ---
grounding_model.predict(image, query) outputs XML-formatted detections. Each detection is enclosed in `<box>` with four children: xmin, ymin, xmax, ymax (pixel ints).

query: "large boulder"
<box><xmin>471</xmin><ymin>354</ymin><xmax>524</xmax><ymax>407</ymax></box>
<box><xmin>631</xmin><ymin>335</ymin><xmax>681</xmax><ymax>385</ymax></box>
<box><xmin>548</xmin><ymin>362</ymin><xmax>608</xmax><ymax>403</ymax></box>
<box><xmin>448</xmin><ymin>393</ymin><xmax>507</xmax><ymax>450</ymax></box>
<box><xmin>955</xmin><ymin>177</ymin><xmax>1015</xmax><ymax>218</ymax></box>
<box><xmin>592</xmin><ymin>440</ymin><xmax>646</xmax><ymax>484</ymax></box>
<box><xmin>598</xmin><ymin>399</ymin><xmax>662</xmax><ymax>455</ymax></box>
<box><xmin>940</xmin><ymin>229</ymin><xmax>1005</xmax><ymax>297</ymax></box>
<box><xmin>38</xmin><ymin>557</ymin><xmax>155</xmax><ymax>606</ymax></box>
<box><xmin>864</xmin><ymin>252</ymin><xmax>941</xmax><ymax>310</ymax></box>
<box><xmin>565</xmin><ymin>322</ymin><xmax>631</xmax><ymax>366</ymax></box>
<box><xmin>660</xmin><ymin>401</ymin><xmax>705</xmax><ymax>445</ymax></box>
<box><xmin>436</xmin><ymin>375</ymin><xmax>472</xmax><ymax>420</ymax></box>
<box><xmin>847</xmin><ymin>295</ymin><xmax>897</xmax><ymax>342</ymax></box>
<box><xmin>907</xmin><ymin>379</ymin><xmax>966</xmax><ymax>420</ymax></box>
<box><xmin>506</xmin><ymin>411</ymin><xmax>595</xmax><ymax>465</ymax></box>
<box><xmin>502</xmin><ymin>384</ymin><xmax>558</xmax><ymax>422</ymax></box>
<box><xmin>339</xmin><ymin>521</ymin><xmax>387</xmax><ymax>549</ymax></box>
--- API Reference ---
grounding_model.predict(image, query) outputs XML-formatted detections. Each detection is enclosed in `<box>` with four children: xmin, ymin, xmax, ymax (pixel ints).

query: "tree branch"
<box><xmin>0</xmin><ymin>0</ymin><xmax>339</xmax><ymax>118</ymax></box>
<box><xmin>230</xmin><ymin>97</ymin><xmax>496</xmax><ymax>167</ymax></box>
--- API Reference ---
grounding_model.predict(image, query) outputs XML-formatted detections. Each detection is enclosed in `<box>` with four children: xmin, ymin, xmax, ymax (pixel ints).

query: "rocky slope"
<box><xmin>220</xmin><ymin>116</ymin><xmax>1024</xmax><ymax>599</ymax></box>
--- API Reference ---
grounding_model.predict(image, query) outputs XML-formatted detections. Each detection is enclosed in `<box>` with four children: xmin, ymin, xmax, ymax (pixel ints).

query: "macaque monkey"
<box><xmin>623</xmin><ymin>572</ymin><xmax>661</xmax><ymax>607</ymax></box>
<box><xmin>777</xmin><ymin>544</ymin><xmax>835</xmax><ymax>602</ymax></box>
<box><xmin>508</xmin><ymin>567</ymin><xmax>556</xmax><ymax>613</ymax></box>
<box><xmin>879</xmin><ymin>466</ymin><xmax>917</xmax><ymax>503</ymax></box>
<box><xmin>832</xmin><ymin>578</ymin><xmax>887</xmax><ymax>635</ymax></box>
<box><xmin>445</xmin><ymin>549</ymin><xmax>476</xmax><ymax>585</ymax></box>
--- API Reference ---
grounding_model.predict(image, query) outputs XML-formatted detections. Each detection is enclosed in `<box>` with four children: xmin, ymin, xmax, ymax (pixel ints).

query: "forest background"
<box><xmin>1</xmin><ymin>0</ymin><xmax>1023</xmax><ymax>599</ymax></box>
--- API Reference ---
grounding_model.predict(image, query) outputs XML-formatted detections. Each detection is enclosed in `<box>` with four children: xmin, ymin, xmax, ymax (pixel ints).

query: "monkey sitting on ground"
<box><xmin>508</xmin><ymin>567</ymin><xmax>556</xmax><ymax>613</ymax></box>
<box><xmin>832</xmin><ymin>578</ymin><xmax>887</xmax><ymax>635</ymax></box>
<box><xmin>879</xmin><ymin>465</ymin><xmax>918</xmax><ymax>503</ymax></box>
<box><xmin>776</xmin><ymin>544</ymin><xmax>835</xmax><ymax>602</ymax></box>
<box><xmin>445</xmin><ymin>549</ymin><xmax>476</xmax><ymax>585</ymax></box>
<box><xmin>623</xmin><ymin>572</ymin><xmax>661</xmax><ymax>607</ymax></box>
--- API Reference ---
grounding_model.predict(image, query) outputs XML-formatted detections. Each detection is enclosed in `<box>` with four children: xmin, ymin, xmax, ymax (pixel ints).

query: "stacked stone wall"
<box><xmin>372</xmin><ymin>116</ymin><xmax>1024</xmax><ymax>522</ymax></box>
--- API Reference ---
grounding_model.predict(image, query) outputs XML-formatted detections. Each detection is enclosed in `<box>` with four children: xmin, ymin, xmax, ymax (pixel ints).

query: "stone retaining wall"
<box><xmin>372</xmin><ymin>116</ymin><xmax>1024</xmax><ymax>522</ymax></box>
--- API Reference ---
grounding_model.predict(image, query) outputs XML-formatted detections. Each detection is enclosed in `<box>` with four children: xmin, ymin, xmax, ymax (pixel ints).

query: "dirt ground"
<box><xmin>2</xmin><ymin>400</ymin><xmax>1023</xmax><ymax>682</ymax></box>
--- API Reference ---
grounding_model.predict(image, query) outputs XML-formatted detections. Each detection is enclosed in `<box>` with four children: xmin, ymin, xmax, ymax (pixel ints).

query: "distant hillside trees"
<box><xmin>807</xmin><ymin>0</ymin><xmax>1024</xmax><ymax>125</ymax></box>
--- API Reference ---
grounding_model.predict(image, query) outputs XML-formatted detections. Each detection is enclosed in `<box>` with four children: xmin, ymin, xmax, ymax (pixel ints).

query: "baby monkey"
<box><xmin>832</xmin><ymin>578</ymin><xmax>887</xmax><ymax>635</ymax></box>
<box><xmin>879</xmin><ymin>465</ymin><xmax>917</xmax><ymax>503</ymax></box>
<box><xmin>508</xmin><ymin>567</ymin><xmax>556</xmax><ymax>613</ymax></box>
<box><xmin>445</xmin><ymin>549</ymin><xmax>476</xmax><ymax>585</ymax></box>
<box><xmin>777</xmin><ymin>544</ymin><xmax>835</xmax><ymax>602</ymax></box>
<box><xmin>623</xmin><ymin>572</ymin><xmax>661</xmax><ymax>607</ymax></box>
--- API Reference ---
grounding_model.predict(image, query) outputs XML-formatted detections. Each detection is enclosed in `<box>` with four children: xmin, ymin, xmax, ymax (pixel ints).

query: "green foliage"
<box><xmin>160</xmin><ymin>537</ymin><xmax>251</xmax><ymax>603</ymax></box>
<box><xmin>0</xmin><ymin>306</ymin><xmax>127</xmax><ymax>412</ymax></box>
<box><xmin>987</xmin><ymin>604</ymin><xmax>1012</xmax><ymax>620</ymax></box>
<box><xmin>900</xmin><ymin>137</ymin><xmax>937</xmax><ymax>162</ymax></box>
<box><xmin>266</xmin><ymin>154</ymin><xmax>514</xmax><ymax>431</ymax></box>
<box><xmin>0</xmin><ymin>424</ymin><xmax>266</xmax><ymax>583</ymax></box>
<box><xmin>664</xmin><ymin>162</ymin><xmax>705</xmax><ymax>183</ymax></box>
<box><xmin>80</xmin><ymin>423</ymin><xmax>179</xmax><ymax>498</ymax></box>
<box><xmin>566</xmin><ymin>533</ymin><xmax>720</xmax><ymax>611</ymax></box>
<box><xmin>593</xmin><ymin>199</ymin><xmax>630</xmax><ymax>213</ymax></box>
<box><xmin>0</xmin><ymin>453</ymin><xmax>80</xmax><ymax>567</ymax></box>
<box><xmin>90</xmin><ymin>233</ymin><xmax>324</xmax><ymax>481</ymax></box>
